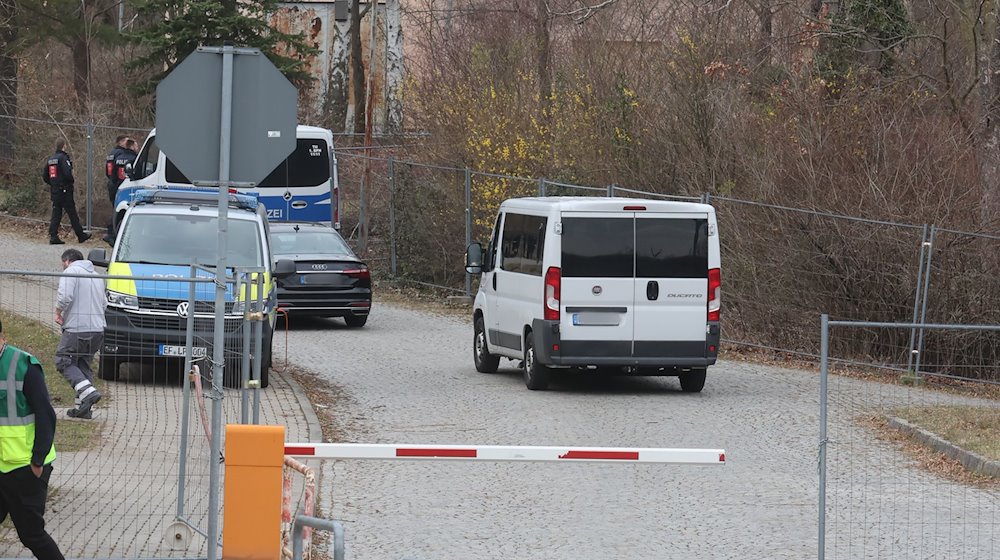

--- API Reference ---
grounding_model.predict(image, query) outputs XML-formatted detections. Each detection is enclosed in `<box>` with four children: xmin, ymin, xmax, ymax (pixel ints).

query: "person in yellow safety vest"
<box><xmin>0</xmin><ymin>318</ymin><xmax>65</xmax><ymax>560</ymax></box>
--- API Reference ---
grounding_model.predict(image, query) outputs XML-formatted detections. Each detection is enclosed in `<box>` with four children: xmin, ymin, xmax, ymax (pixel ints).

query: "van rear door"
<box><xmin>633</xmin><ymin>213</ymin><xmax>709</xmax><ymax>357</ymax></box>
<box><xmin>559</xmin><ymin>213</ymin><xmax>635</xmax><ymax>358</ymax></box>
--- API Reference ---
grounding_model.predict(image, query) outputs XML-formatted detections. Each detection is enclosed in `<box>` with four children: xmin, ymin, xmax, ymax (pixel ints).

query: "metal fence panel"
<box><xmin>715</xmin><ymin>197</ymin><xmax>927</xmax><ymax>357</ymax></box>
<box><xmin>0</xmin><ymin>267</ymin><xmax>310</xmax><ymax>559</ymax></box>
<box><xmin>820</xmin><ymin>318</ymin><xmax>1000</xmax><ymax>560</ymax></box>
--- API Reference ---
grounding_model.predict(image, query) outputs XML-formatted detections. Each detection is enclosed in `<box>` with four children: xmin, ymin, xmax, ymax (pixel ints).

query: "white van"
<box><xmin>465</xmin><ymin>197</ymin><xmax>721</xmax><ymax>392</ymax></box>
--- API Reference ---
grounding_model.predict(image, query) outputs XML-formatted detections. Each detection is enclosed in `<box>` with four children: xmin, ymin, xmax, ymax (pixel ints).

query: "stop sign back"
<box><xmin>155</xmin><ymin>47</ymin><xmax>298</xmax><ymax>186</ymax></box>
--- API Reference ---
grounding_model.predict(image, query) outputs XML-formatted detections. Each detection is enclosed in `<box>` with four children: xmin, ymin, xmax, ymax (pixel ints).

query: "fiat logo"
<box><xmin>592</xmin><ymin>286</ymin><xmax>603</xmax><ymax>295</ymax></box>
<box><xmin>176</xmin><ymin>302</ymin><xmax>189</xmax><ymax>317</ymax></box>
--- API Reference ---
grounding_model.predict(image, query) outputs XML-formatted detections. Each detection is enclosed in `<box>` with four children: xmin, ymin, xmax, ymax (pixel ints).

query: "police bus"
<box><xmin>113</xmin><ymin>125</ymin><xmax>340</xmax><ymax>230</ymax></box>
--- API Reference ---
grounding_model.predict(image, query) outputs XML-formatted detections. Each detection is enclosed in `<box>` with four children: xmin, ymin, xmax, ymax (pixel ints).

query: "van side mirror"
<box><xmin>274</xmin><ymin>259</ymin><xmax>296</xmax><ymax>279</ymax></box>
<box><xmin>124</xmin><ymin>162</ymin><xmax>134</xmax><ymax>180</ymax></box>
<box><xmin>88</xmin><ymin>249</ymin><xmax>109</xmax><ymax>268</ymax></box>
<box><xmin>465</xmin><ymin>243</ymin><xmax>483</xmax><ymax>274</ymax></box>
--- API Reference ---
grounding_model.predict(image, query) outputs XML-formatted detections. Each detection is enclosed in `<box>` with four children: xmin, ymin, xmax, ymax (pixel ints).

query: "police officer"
<box><xmin>0</xmin><ymin>318</ymin><xmax>66</xmax><ymax>560</ymax></box>
<box><xmin>102</xmin><ymin>136</ymin><xmax>137</xmax><ymax>245</ymax></box>
<box><xmin>41</xmin><ymin>139</ymin><xmax>90</xmax><ymax>245</ymax></box>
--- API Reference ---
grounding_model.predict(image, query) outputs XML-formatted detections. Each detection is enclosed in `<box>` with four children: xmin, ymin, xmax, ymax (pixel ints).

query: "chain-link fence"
<box><xmin>819</xmin><ymin>317</ymin><xmax>1000</xmax><ymax>560</ymax></box>
<box><xmin>0</xmin><ymin>115</ymin><xmax>149</xmax><ymax>235</ymax></box>
<box><xmin>0</xmin><ymin>265</ymin><xmax>313</xmax><ymax>559</ymax></box>
<box><xmin>332</xmin><ymin>152</ymin><xmax>1000</xmax><ymax>379</ymax></box>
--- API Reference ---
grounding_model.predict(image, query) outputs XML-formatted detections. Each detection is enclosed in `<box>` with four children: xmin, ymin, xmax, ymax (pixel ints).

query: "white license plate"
<box><xmin>572</xmin><ymin>313</ymin><xmax>621</xmax><ymax>326</ymax></box>
<box><xmin>158</xmin><ymin>345</ymin><xmax>207</xmax><ymax>358</ymax></box>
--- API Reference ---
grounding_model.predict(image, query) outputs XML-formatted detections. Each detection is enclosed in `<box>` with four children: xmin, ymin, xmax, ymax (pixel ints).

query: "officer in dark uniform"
<box><xmin>41</xmin><ymin>139</ymin><xmax>90</xmax><ymax>245</ymax></box>
<box><xmin>102</xmin><ymin>136</ymin><xmax>137</xmax><ymax>245</ymax></box>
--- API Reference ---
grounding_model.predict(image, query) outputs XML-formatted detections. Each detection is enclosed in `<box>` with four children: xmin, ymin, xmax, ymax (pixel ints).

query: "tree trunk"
<box><xmin>348</xmin><ymin>0</ymin><xmax>366</xmax><ymax>134</ymax></box>
<box><xmin>534</xmin><ymin>0</ymin><xmax>551</xmax><ymax>112</ymax></box>
<box><xmin>755</xmin><ymin>1</ymin><xmax>773</xmax><ymax>68</ymax></box>
<box><xmin>328</xmin><ymin>17</ymin><xmax>351</xmax><ymax>132</ymax></box>
<box><xmin>72</xmin><ymin>35</ymin><xmax>90</xmax><ymax>102</ymax></box>
<box><xmin>385</xmin><ymin>0</ymin><xmax>404</xmax><ymax>133</ymax></box>
<box><xmin>977</xmin><ymin>1</ymin><xmax>1000</xmax><ymax>225</ymax></box>
<box><xmin>0</xmin><ymin>0</ymin><xmax>17</xmax><ymax>162</ymax></box>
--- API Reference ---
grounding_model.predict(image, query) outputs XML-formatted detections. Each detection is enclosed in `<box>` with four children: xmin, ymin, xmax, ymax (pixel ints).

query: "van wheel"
<box><xmin>474</xmin><ymin>316</ymin><xmax>500</xmax><ymax>373</ymax></box>
<box><xmin>98</xmin><ymin>355</ymin><xmax>121</xmax><ymax>381</ymax></box>
<box><xmin>680</xmin><ymin>368</ymin><xmax>707</xmax><ymax>393</ymax></box>
<box><xmin>523</xmin><ymin>334</ymin><xmax>550</xmax><ymax>391</ymax></box>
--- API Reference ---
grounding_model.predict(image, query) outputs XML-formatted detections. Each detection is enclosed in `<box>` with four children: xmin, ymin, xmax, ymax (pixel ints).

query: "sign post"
<box><xmin>155</xmin><ymin>45</ymin><xmax>297</xmax><ymax>560</ymax></box>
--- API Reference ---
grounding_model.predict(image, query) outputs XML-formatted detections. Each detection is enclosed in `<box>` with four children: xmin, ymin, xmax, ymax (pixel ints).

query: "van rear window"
<box><xmin>636</xmin><ymin>218</ymin><xmax>708</xmax><ymax>278</ymax></box>
<box><xmin>562</xmin><ymin>218</ymin><xmax>634</xmax><ymax>278</ymax></box>
<box><xmin>561</xmin><ymin>217</ymin><xmax>708</xmax><ymax>278</ymax></box>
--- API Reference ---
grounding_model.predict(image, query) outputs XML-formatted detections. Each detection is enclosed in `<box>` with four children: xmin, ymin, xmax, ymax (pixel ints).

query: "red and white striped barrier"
<box><xmin>284</xmin><ymin>443</ymin><xmax>725</xmax><ymax>465</ymax></box>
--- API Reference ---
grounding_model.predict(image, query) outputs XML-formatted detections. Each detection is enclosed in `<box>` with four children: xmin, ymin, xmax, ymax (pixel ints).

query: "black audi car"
<box><xmin>270</xmin><ymin>222</ymin><xmax>372</xmax><ymax>327</ymax></box>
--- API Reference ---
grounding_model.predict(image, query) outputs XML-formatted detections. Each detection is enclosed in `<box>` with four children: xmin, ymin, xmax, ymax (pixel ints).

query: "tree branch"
<box><xmin>548</xmin><ymin>0</ymin><xmax>617</xmax><ymax>24</ymax></box>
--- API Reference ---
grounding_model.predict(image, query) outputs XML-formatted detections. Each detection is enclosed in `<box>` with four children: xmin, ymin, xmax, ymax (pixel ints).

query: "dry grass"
<box><xmin>869</xmin><ymin>415</ymin><xmax>1000</xmax><ymax>488</ymax></box>
<box><xmin>893</xmin><ymin>406</ymin><xmax>1000</xmax><ymax>462</ymax></box>
<box><xmin>0</xmin><ymin>311</ymin><xmax>101</xmax><ymax>451</ymax></box>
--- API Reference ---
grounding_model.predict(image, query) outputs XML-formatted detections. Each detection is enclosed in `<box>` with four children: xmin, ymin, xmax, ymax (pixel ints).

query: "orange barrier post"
<box><xmin>223</xmin><ymin>424</ymin><xmax>286</xmax><ymax>559</ymax></box>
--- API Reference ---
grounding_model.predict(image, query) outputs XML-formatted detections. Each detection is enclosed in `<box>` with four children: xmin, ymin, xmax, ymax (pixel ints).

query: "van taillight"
<box><xmin>333</xmin><ymin>185</ymin><xmax>341</xmax><ymax>229</ymax></box>
<box><xmin>708</xmin><ymin>268</ymin><xmax>721</xmax><ymax>322</ymax></box>
<box><xmin>544</xmin><ymin>267</ymin><xmax>561</xmax><ymax>321</ymax></box>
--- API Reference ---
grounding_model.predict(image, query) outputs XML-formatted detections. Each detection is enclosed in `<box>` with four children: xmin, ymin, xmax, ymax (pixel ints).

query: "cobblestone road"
<box><xmin>280</xmin><ymin>304</ymin><xmax>998</xmax><ymax>560</ymax></box>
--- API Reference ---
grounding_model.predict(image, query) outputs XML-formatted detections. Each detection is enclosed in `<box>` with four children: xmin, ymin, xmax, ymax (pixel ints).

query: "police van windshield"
<box><xmin>116</xmin><ymin>214</ymin><xmax>264</xmax><ymax>267</ymax></box>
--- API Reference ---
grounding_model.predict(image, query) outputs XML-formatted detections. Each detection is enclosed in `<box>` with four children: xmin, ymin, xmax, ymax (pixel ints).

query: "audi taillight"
<box><xmin>708</xmin><ymin>267</ymin><xmax>721</xmax><ymax>322</ymax></box>
<box><xmin>343</xmin><ymin>267</ymin><xmax>370</xmax><ymax>281</ymax></box>
<box><xmin>544</xmin><ymin>267</ymin><xmax>561</xmax><ymax>321</ymax></box>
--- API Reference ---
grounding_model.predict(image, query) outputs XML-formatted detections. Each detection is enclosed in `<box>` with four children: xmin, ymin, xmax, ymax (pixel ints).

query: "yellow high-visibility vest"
<box><xmin>0</xmin><ymin>346</ymin><xmax>56</xmax><ymax>473</ymax></box>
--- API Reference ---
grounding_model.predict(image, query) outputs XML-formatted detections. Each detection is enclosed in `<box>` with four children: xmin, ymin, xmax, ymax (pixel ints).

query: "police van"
<box><xmin>465</xmin><ymin>197</ymin><xmax>721</xmax><ymax>392</ymax></box>
<box><xmin>88</xmin><ymin>188</ymin><xmax>295</xmax><ymax>388</ymax></box>
<box><xmin>113</xmin><ymin>125</ymin><xmax>339</xmax><ymax>231</ymax></box>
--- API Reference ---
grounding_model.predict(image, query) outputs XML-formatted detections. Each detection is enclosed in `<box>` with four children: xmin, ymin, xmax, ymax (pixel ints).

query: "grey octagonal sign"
<box><xmin>155</xmin><ymin>47</ymin><xmax>297</xmax><ymax>186</ymax></box>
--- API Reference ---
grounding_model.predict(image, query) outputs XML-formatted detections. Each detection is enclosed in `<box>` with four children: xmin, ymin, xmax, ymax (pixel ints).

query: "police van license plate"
<box><xmin>159</xmin><ymin>344</ymin><xmax>207</xmax><ymax>358</ymax></box>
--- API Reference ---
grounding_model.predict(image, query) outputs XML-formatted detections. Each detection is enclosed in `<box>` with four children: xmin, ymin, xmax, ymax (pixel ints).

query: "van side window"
<box><xmin>134</xmin><ymin>137</ymin><xmax>160</xmax><ymax>180</ymax></box>
<box><xmin>500</xmin><ymin>213</ymin><xmax>547</xmax><ymax>276</ymax></box>
<box><xmin>487</xmin><ymin>212</ymin><xmax>503</xmax><ymax>271</ymax></box>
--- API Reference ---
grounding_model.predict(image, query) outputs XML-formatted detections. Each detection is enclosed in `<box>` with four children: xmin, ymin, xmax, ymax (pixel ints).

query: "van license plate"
<box><xmin>159</xmin><ymin>345</ymin><xmax>207</xmax><ymax>358</ymax></box>
<box><xmin>572</xmin><ymin>313</ymin><xmax>621</xmax><ymax>326</ymax></box>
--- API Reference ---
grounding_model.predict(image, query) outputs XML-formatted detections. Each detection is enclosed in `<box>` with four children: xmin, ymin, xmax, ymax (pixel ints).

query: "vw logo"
<box><xmin>176</xmin><ymin>302</ymin><xmax>189</xmax><ymax>317</ymax></box>
<box><xmin>592</xmin><ymin>286</ymin><xmax>603</xmax><ymax>295</ymax></box>
<box><xmin>311</xmin><ymin>264</ymin><xmax>328</xmax><ymax>270</ymax></box>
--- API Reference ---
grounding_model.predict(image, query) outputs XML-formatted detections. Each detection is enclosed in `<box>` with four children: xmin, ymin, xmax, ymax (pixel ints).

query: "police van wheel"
<box><xmin>98</xmin><ymin>355</ymin><xmax>121</xmax><ymax>381</ymax></box>
<box><xmin>473</xmin><ymin>316</ymin><xmax>500</xmax><ymax>373</ymax></box>
<box><xmin>679</xmin><ymin>368</ymin><xmax>707</xmax><ymax>393</ymax></box>
<box><xmin>523</xmin><ymin>335</ymin><xmax>550</xmax><ymax>391</ymax></box>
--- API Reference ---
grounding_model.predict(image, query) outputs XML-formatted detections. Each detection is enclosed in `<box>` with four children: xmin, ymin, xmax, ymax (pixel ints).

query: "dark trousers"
<box><xmin>56</xmin><ymin>331</ymin><xmax>103</xmax><ymax>388</ymax></box>
<box><xmin>105</xmin><ymin>180</ymin><xmax>120</xmax><ymax>237</ymax></box>
<box><xmin>48</xmin><ymin>189</ymin><xmax>85</xmax><ymax>240</ymax></box>
<box><xmin>0</xmin><ymin>465</ymin><xmax>65</xmax><ymax>560</ymax></box>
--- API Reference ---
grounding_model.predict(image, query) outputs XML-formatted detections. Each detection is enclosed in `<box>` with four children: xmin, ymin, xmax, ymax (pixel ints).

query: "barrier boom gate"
<box><xmin>284</xmin><ymin>443</ymin><xmax>726</xmax><ymax>464</ymax></box>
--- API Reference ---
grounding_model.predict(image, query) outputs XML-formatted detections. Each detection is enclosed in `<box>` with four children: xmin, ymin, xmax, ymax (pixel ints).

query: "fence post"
<box><xmin>700</xmin><ymin>192</ymin><xmax>710</xmax><ymax>205</ymax></box>
<box><xmin>177</xmin><ymin>266</ymin><xmax>198</xmax><ymax>520</ymax></box>
<box><xmin>85</xmin><ymin>121</ymin><xmax>94</xmax><ymax>232</ymax></box>
<box><xmin>389</xmin><ymin>159</ymin><xmax>397</xmax><ymax>277</ymax></box>
<box><xmin>538</xmin><ymin>177</ymin><xmax>546</xmax><ymax>197</ymax></box>
<box><xmin>464</xmin><ymin>168</ymin><xmax>472</xmax><ymax>297</ymax></box>
<box><xmin>906</xmin><ymin>225</ymin><xmax>930</xmax><ymax>373</ymax></box>
<box><xmin>913</xmin><ymin>225</ymin><xmax>936</xmax><ymax>377</ymax></box>
<box><xmin>607</xmin><ymin>183</ymin><xmax>615</xmax><ymax>197</ymax></box>
<box><xmin>818</xmin><ymin>313</ymin><xmax>829</xmax><ymax>560</ymax></box>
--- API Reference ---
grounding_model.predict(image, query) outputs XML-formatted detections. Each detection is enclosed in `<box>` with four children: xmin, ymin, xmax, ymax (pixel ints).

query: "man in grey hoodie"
<box><xmin>55</xmin><ymin>249</ymin><xmax>107</xmax><ymax>419</ymax></box>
